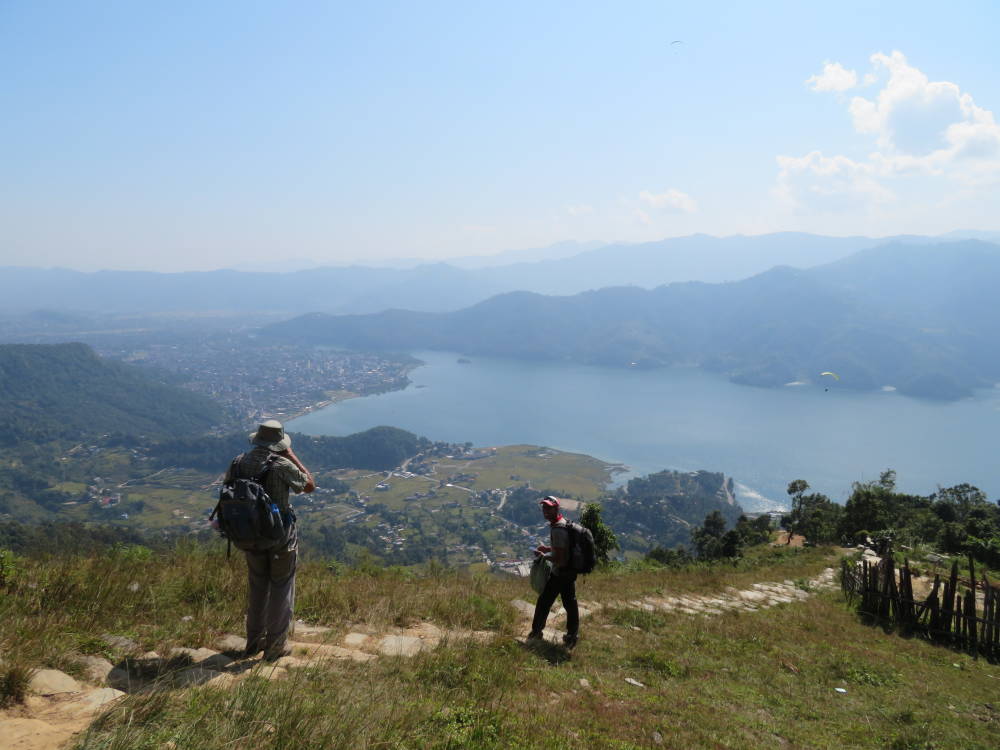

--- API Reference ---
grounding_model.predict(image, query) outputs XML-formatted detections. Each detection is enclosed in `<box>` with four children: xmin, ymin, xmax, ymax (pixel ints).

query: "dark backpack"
<box><xmin>211</xmin><ymin>454</ymin><xmax>291</xmax><ymax>554</ymax></box>
<box><xmin>566</xmin><ymin>521</ymin><xmax>597</xmax><ymax>574</ymax></box>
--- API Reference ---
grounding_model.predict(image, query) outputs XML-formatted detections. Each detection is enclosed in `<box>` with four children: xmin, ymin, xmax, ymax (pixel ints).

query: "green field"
<box><xmin>12</xmin><ymin>441</ymin><xmax>622</xmax><ymax>566</ymax></box>
<box><xmin>455</xmin><ymin>444</ymin><xmax>619</xmax><ymax>499</ymax></box>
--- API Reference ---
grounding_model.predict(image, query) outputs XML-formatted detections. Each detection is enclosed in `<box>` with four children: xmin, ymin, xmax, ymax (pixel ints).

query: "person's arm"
<box><xmin>278</xmin><ymin>448</ymin><xmax>315</xmax><ymax>493</ymax></box>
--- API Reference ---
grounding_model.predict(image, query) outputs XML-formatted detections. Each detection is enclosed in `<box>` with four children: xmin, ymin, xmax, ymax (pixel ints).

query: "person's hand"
<box><xmin>303</xmin><ymin>477</ymin><xmax>316</xmax><ymax>493</ymax></box>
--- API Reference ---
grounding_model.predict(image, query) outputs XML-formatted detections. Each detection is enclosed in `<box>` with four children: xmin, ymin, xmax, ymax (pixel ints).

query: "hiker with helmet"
<box><xmin>222</xmin><ymin>419</ymin><xmax>315</xmax><ymax>661</ymax></box>
<box><xmin>528</xmin><ymin>495</ymin><xmax>580</xmax><ymax>648</ymax></box>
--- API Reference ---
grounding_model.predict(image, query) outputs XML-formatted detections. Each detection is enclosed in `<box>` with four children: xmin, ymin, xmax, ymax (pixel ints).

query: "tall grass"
<box><xmin>5</xmin><ymin>543</ymin><xmax>998</xmax><ymax>748</ymax></box>
<box><xmin>0</xmin><ymin>541</ymin><xmax>524</xmax><ymax>679</ymax></box>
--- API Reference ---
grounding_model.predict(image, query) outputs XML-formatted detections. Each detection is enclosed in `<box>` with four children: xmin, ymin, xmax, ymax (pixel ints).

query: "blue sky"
<box><xmin>2</xmin><ymin>1</ymin><xmax>999</xmax><ymax>271</ymax></box>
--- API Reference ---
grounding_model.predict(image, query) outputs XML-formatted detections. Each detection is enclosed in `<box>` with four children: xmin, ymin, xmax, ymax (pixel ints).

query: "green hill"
<box><xmin>2</xmin><ymin>343</ymin><xmax>224</xmax><ymax>443</ymax></box>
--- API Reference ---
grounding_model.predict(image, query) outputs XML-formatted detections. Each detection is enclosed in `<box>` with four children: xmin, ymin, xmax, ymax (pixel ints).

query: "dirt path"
<box><xmin>1</xmin><ymin>568</ymin><xmax>838</xmax><ymax>750</ymax></box>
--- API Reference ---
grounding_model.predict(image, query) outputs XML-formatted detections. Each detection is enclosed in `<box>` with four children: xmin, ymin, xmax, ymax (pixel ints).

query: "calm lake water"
<box><xmin>288</xmin><ymin>351</ymin><xmax>1000</xmax><ymax>511</ymax></box>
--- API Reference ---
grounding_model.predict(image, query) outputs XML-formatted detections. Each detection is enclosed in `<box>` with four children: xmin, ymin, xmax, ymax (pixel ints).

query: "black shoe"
<box><xmin>562</xmin><ymin>633</ymin><xmax>578</xmax><ymax>649</ymax></box>
<box><xmin>243</xmin><ymin>643</ymin><xmax>263</xmax><ymax>659</ymax></box>
<box><xmin>526</xmin><ymin>631</ymin><xmax>544</xmax><ymax>642</ymax></box>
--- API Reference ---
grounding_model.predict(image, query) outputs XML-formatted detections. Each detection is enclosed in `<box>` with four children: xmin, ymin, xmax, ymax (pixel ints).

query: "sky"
<box><xmin>2</xmin><ymin>1</ymin><xmax>1000</xmax><ymax>272</ymax></box>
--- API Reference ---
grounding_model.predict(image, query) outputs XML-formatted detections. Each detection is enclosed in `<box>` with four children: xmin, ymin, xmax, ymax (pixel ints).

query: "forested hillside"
<box><xmin>2</xmin><ymin>343</ymin><xmax>223</xmax><ymax>442</ymax></box>
<box><xmin>147</xmin><ymin>426</ymin><xmax>430</xmax><ymax>472</ymax></box>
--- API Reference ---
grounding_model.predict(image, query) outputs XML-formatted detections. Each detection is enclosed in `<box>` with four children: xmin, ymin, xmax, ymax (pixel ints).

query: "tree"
<box><xmin>785</xmin><ymin>479</ymin><xmax>846</xmax><ymax>545</ymax></box>
<box><xmin>734</xmin><ymin>514</ymin><xmax>772</xmax><ymax>547</ymax></box>
<box><xmin>786</xmin><ymin>480</ymin><xmax>809</xmax><ymax>543</ymax></box>
<box><xmin>579</xmin><ymin>502</ymin><xmax>619</xmax><ymax>565</ymax></box>
<box><xmin>840</xmin><ymin>476</ymin><xmax>894</xmax><ymax>536</ymax></box>
<box><xmin>693</xmin><ymin>510</ymin><xmax>729</xmax><ymax>559</ymax></box>
<box><xmin>934</xmin><ymin>483</ymin><xmax>988</xmax><ymax>523</ymax></box>
<box><xmin>645</xmin><ymin>545</ymin><xmax>692</xmax><ymax>567</ymax></box>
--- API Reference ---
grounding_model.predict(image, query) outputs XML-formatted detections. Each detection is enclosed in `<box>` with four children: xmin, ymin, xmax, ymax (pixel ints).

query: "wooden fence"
<box><xmin>841</xmin><ymin>548</ymin><xmax>1000</xmax><ymax>662</ymax></box>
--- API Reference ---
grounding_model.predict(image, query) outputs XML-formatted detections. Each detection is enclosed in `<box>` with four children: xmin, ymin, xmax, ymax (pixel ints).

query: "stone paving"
<box><xmin>512</xmin><ymin>567</ymin><xmax>838</xmax><ymax>644</ymax></box>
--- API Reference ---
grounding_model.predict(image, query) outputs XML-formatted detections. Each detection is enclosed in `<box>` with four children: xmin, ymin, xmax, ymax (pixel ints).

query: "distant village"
<box><xmin>110</xmin><ymin>337</ymin><xmax>417</xmax><ymax>427</ymax></box>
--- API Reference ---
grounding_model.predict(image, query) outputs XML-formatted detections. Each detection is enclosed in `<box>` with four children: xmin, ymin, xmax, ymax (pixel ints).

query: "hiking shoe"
<box><xmin>263</xmin><ymin>646</ymin><xmax>292</xmax><ymax>663</ymax></box>
<box><xmin>525</xmin><ymin>631</ymin><xmax>544</xmax><ymax>642</ymax></box>
<box><xmin>562</xmin><ymin>633</ymin><xmax>578</xmax><ymax>649</ymax></box>
<box><xmin>243</xmin><ymin>642</ymin><xmax>264</xmax><ymax>659</ymax></box>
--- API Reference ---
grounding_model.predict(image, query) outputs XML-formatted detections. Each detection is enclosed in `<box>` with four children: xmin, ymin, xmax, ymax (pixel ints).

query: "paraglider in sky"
<box><xmin>820</xmin><ymin>371</ymin><xmax>839</xmax><ymax>391</ymax></box>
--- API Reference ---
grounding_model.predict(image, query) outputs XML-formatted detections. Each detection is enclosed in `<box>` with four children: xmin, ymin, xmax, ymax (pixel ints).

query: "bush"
<box><xmin>0</xmin><ymin>663</ymin><xmax>32</xmax><ymax>708</ymax></box>
<box><xmin>0</xmin><ymin>549</ymin><xmax>18</xmax><ymax>589</ymax></box>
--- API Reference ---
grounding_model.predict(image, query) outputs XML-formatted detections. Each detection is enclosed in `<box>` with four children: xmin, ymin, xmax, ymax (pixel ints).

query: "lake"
<box><xmin>288</xmin><ymin>351</ymin><xmax>1000</xmax><ymax>511</ymax></box>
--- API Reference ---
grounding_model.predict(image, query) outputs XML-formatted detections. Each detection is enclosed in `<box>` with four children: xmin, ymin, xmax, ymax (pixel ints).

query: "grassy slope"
<box><xmin>2</xmin><ymin>545</ymin><xmax>998</xmax><ymax>748</ymax></box>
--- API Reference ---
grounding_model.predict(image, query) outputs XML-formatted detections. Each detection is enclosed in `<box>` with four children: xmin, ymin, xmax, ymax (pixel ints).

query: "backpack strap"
<box><xmin>211</xmin><ymin>454</ymin><xmax>247</xmax><ymax>522</ymax></box>
<box><xmin>564</xmin><ymin>521</ymin><xmax>577</xmax><ymax>544</ymax></box>
<box><xmin>257</xmin><ymin>452</ymin><xmax>279</xmax><ymax>482</ymax></box>
<box><xmin>226</xmin><ymin>454</ymin><xmax>246</xmax><ymax>483</ymax></box>
<box><xmin>229</xmin><ymin>452</ymin><xmax>277</xmax><ymax>483</ymax></box>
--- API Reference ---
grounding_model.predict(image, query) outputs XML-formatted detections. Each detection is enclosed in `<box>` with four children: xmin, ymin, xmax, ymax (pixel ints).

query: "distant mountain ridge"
<box><xmin>260</xmin><ymin>240</ymin><xmax>1000</xmax><ymax>400</ymax></box>
<box><xmin>0</xmin><ymin>232</ymin><xmax>935</xmax><ymax>316</ymax></box>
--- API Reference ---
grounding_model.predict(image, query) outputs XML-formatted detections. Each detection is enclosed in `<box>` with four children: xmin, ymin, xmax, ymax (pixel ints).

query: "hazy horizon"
<box><xmin>3</xmin><ymin>2</ymin><xmax>1000</xmax><ymax>272</ymax></box>
<box><xmin>5</xmin><ymin>229</ymin><xmax>1000</xmax><ymax>275</ymax></box>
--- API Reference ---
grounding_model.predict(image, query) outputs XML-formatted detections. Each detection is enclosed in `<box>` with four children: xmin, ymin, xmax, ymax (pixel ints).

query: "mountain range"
<box><xmin>260</xmin><ymin>240</ymin><xmax>1000</xmax><ymax>401</ymax></box>
<box><xmin>0</xmin><ymin>232</ymin><xmax>939</xmax><ymax>316</ymax></box>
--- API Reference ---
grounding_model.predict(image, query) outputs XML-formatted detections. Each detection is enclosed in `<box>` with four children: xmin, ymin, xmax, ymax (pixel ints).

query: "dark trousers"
<box><xmin>531</xmin><ymin>570</ymin><xmax>579</xmax><ymax>636</ymax></box>
<box><xmin>245</xmin><ymin>531</ymin><xmax>297</xmax><ymax>654</ymax></box>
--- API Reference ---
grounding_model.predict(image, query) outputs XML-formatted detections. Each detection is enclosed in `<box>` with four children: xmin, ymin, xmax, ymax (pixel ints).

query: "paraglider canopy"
<box><xmin>820</xmin><ymin>371</ymin><xmax>840</xmax><ymax>380</ymax></box>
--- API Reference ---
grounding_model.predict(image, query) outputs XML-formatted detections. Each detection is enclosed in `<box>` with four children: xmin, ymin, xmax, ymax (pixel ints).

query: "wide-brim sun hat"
<box><xmin>249</xmin><ymin>419</ymin><xmax>291</xmax><ymax>452</ymax></box>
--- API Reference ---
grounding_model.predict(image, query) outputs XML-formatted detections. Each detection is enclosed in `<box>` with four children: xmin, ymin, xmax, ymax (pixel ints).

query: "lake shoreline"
<box><xmin>289</xmin><ymin>350</ymin><xmax>1000</xmax><ymax>509</ymax></box>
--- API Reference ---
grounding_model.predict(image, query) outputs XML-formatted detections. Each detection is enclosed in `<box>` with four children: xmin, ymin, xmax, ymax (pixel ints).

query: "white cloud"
<box><xmin>638</xmin><ymin>188</ymin><xmax>697</xmax><ymax>213</ymax></box>
<box><xmin>777</xmin><ymin>51</ymin><xmax>1000</xmax><ymax>215</ymax></box>
<box><xmin>632</xmin><ymin>208</ymin><xmax>651</xmax><ymax>225</ymax></box>
<box><xmin>806</xmin><ymin>62</ymin><xmax>858</xmax><ymax>92</ymax></box>
<box><xmin>566</xmin><ymin>204</ymin><xmax>593</xmax><ymax>217</ymax></box>
<box><xmin>774</xmin><ymin>151</ymin><xmax>894</xmax><ymax>213</ymax></box>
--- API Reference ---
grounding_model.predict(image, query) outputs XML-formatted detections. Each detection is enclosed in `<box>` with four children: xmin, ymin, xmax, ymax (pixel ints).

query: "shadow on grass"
<box><xmin>521</xmin><ymin>638</ymin><xmax>572</xmax><ymax>665</ymax></box>
<box><xmin>108</xmin><ymin>652</ymin><xmax>261</xmax><ymax>694</ymax></box>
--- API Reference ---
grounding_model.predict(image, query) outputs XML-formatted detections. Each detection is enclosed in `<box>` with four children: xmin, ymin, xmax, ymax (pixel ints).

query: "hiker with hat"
<box><xmin>528</xmin><ymin>495</ymin><xmax>580</xmax><ymax>648</ymax></box>
<box><xmin>224</xmin><ymin>419</ymin><xmax>315</xmax><ymax>661</ymax></box>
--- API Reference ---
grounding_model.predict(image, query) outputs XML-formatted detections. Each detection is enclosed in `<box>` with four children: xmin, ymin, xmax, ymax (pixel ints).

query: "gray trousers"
<box><xmin>245</xmin><ymin>531</ymin><xmax>297</xmax><ymax>654</ymax></box>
